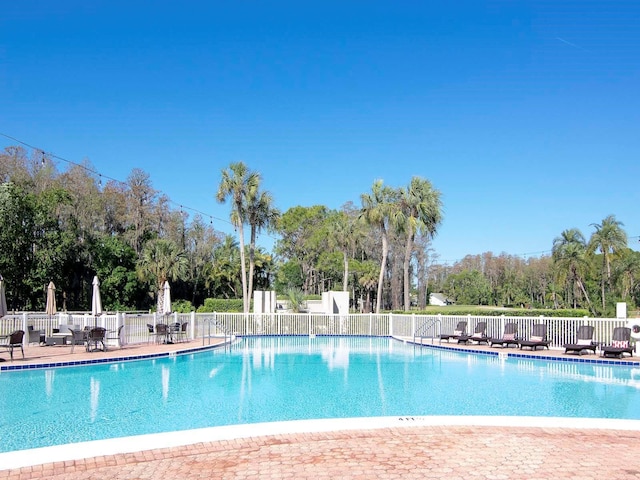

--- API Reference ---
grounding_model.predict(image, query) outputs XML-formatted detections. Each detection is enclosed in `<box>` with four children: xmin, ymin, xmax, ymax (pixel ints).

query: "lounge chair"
<box><xmin>458</xmin><ymin>322</ymin><xmax>488</xmax><ymax>344</ymax></box>
<box><xmin>439</xmin><ymin>321</ymin><xmax>467</xmax><ymax>343</ymax></box>
<box><xmin>489</xmin><ymin>323</ymin><xmax>519</xmax><ymax>348</ymax></box>
<box><xmin>519</xmin><ymin>324</ymin><xmax>550</xmax><ymax>350</ymax></box>
<box><xmin>601</xmin><ymin>327</ymin><xmax>633</xmax><ymax>358</ymax></box>
<box><xmin>564</xmin><ymin>325</ymin><xmax>596</xmax><ymax>355</ymax></box>
<box><xmin>0</xmin><ymin>330</ymin><xmax>25</xmax><ymax>360</ymax></box>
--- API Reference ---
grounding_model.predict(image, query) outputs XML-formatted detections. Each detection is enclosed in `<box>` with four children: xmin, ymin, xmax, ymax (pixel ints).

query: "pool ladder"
<box><xmin>202</xmin><ymin>316</ymin><xmax>234</xmax><ymax>349</ymax></box>
<box><xmin>413</xmin><ymin>318</ymin><xmax>441</xmax><ymax>345</ymax></box>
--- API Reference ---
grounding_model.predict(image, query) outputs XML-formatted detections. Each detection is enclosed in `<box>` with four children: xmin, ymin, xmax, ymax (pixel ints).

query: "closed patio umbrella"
<box><xmin>45</xmin><ymin>281</ymin><xmax>57</xmax><ymax>319</ymax></box>
<box><xmin>161</xmin><ymin>281</ymin><xmax>172</xmax><ymax>316</ymax></box>
<box><xmin>91</xmin><ymin>276</ymin><xmax>102</xmax><ymax>325</ymax></box>
<box><xmin>0</xmin><ymin>274</ymin><xmax>7</xmax><ymax>318</ymax></box>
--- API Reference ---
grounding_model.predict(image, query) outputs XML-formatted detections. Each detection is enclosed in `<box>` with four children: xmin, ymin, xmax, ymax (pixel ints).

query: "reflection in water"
<box><xmin>376</xmin><ymin>351</ymin><xmax>386</xmax><ymax>413</ymax></box>
<box><xmin>45</xmin><ymin>370</ymin><xmax>55</xmax><ymax>398</ymax></box>
<box><xmin>162</xmin><ymin>365</ymin><xmax>170</xmax><ymax>401</ymax></box>
<box><xmin>90</xmin><ymin>377</ymin><xmax>100</xmax><ymax>422</ymax></box>
<box><xmin>321</xmin><ymin>338</ymin><xmax>351</xmax><ymax>371</ymax></box>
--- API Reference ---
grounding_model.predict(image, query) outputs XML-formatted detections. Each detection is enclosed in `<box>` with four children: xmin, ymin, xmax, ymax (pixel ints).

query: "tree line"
<box><xmin>1</xmin><ymin>145</ymin><xmax>637</xmax><ymax>316</ymax></box>
<box><xmin>432</xmin><ymin>216</ymin><xmax>639</xmax><ymax>316</ymax></box>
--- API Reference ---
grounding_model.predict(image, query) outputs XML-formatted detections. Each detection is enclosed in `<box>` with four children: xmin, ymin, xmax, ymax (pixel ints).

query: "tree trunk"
<box><xmin>342</xmin><ymin>251</ymin><xmax>349</xmax><ymax>292</ymax></box>
<box><xmin>237</xmin><ymin>222</ymin><xmax>249</xmax><ymax>313</ymax></box>
<box><xmin>403</xmin><ymin>233</ymin><xmax>414</xmax><ymax>311</ymax></box>
<box><xmin>248</xmin><ymin>226</ymin><xmax>257</xmax><ymax>312</ymax></box>
<box><xmin>375</xmin><ymin>227</ymin><xmax>388</xmax><ymax>314</ymax></box>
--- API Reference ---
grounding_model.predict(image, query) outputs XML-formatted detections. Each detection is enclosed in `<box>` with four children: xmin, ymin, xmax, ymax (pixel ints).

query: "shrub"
<box><xmin>172</xmin><ymin>299</ymin><xmax>194</xmax><ymax>313</ymax></box>
<box><xmin>392</xmin><ymin>307</ymin><xmax>592</xmax><ymax>317</ymax></box>
<box><xmin>197</xmin><ymin>298</ymin><xmax>245</xmax><ymax>313</ymax></box>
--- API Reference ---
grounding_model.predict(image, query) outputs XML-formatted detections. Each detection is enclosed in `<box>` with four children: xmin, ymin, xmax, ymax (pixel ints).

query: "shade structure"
<box><xmin>0</xmin><ymin>274</ymin><xmax>7</xmax><ymax>318</ymax></box>
<box><xmin>91</xmin><ymin>276</ymin><xmax>103</xmax><ymax>317</ymax></box>
<box><xmin>45</xmin><ymin>281</ymin><xmax>57</xmax><ymax>317</ymax></box>
<box><xmin>160</xmin><ymin>280</ymin><xmax>171</xmax><ymax>316</ymax></box>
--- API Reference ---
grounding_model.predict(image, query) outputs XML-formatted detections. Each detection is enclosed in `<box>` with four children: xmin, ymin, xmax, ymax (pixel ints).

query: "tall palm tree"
<box><xmin>327</xmin><ymin>208</ymin><xmax>361</xmax><ymax>292</ymax></box>
<box><xmin>615</xmin><ymin>249</ymin><xmax>640</xmax><ymax>302</ymax></box>
<box><xmin>137</xmin><ymin>239</ymin><xmax>188</xmax><ymax>312</ymax></box>
<box><xmin>205</xmin><ymin>234</ymin><xmax>242</xmax><ymax>299</ymax></box>
<box><xmin>398</xmin><ymin>176</ymin><xmax>442</xmax><ymax>311</ymax></box>
<box><xmin>552</xmin><ymin>229</ymin><xmax>594</xmax><ymax>314</ymax></box>
<box><xmin>245</xmin><ymin>184</ymin><xmax>280</xmax><ymax>308</ymax></box>
<box><xmin>217</xmin><ymin>162</ymin><xmax>259</xmax><ymax>313</ymax></box>
<box><xmin>360</xmin><ymin>180</ymin><xmax>398</xmax><ymax>313</ymax></box>
<box><xmin>588</xmin><ymin>215</ymin><xmax>627</xmax><ymax>310</ymax></box>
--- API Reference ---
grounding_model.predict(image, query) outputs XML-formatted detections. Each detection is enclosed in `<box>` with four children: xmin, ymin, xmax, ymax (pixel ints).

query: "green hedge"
<box><xmin>392</xmin><ymin>307</ymin><xmax>591</xmax><ymax>318</ymax></box>
<box><xmin>197</xmin><ymin>298</ymin><xmax>245</xmax><ymax>313</ymax></box>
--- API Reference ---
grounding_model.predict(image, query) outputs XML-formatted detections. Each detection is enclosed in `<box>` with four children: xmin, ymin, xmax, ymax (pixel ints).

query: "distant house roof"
<box><xmin>429</xmin><ymin>293</ymin><xmax>452</xmax><ymax>305</ymax></box>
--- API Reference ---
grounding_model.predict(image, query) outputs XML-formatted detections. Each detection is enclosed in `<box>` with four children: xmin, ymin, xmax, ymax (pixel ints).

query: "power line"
<box><xmin>0</xmin><ymin>131</ymin><xmax>237</xmax><ymax>231</ymax></box>
<box><xmin>2</xmin><ymin>132</ymin><xmax>637</xmax><ymax>257</ymax></box>
<box><xmin>436</xmin><ymin>239</ymin><xmax>640</xmax><ymax>267</ymax></box>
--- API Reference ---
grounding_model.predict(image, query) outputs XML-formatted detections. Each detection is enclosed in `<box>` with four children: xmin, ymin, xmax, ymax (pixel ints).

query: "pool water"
<box><xmin>0</xmin><ymin>336</ymin><xmax>639</xmax><ymax>453</ymax></box>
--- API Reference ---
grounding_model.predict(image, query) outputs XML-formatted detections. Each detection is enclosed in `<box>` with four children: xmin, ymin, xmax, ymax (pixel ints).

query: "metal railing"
<box><xmin>0</xmin><ymin>311</ymin><xmax>635</xmax><ymax>350</ymax></box>
<box><xmin>413</xmin><ymin>318</ymin><xmax>441</xmax><ymax>345</ymax></box>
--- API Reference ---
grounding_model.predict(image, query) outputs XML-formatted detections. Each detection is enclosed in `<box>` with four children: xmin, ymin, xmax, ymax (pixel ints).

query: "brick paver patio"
<box><xmin>2</xmin><ymin>339</ymin><xmax>639</xmax><ymax>479</ymax></box>
<box><xmin>2</xmin><ymin>426</ymin><xmax>640</xmax><ymax>479</ymax></box>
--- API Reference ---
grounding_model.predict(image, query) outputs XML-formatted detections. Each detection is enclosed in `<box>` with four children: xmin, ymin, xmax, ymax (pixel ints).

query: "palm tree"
<box><xmin>588</xmin><ymin>215</ymin><xmax>627</xmax><ymax>310</ymax></box>
<box><xmin>137</xmin><ymin>239</ymin><xmax>188</xmax><ymax>312</ymax></box>
<box><xmin>205</xmin><ymin>235</ymin><xmax>242</xmax><ymax>299</ymax></box>
<box><xmin>552</xmin><ymin>229</ymin><xmax>594</xmax><ymax>314</ymax></box>
<box><xmin>246</xmin><ymin>184</ymin><xmax>280</xmax><ymax>308</ymax></box>
<box><xmin>356</xmin><ymin>260</ymin><xmax>379</xmax><ymax>313</ymax></box>
<box><xmin>327</xmin><ymin>207</ymin><xmax>361</xmax><ymax>293</ymax></box>
<box><xmin>398</xmin><ymin>176</ymin><xmax>442</xmax><ymax>311</ymax></box>
<box><xmin>615</xmin><ymin>249</ymin><xmax>640</xmax><ymax>302</ymax></box>
<box><xmin>217</xmin><ymin>162</ymin><xmax>259</xmax><ymax>313</ymax></box>
<box><xmin>360</xmin><ymin>180</ymin><xmax>398</xmax><ymax>313</ymax></box>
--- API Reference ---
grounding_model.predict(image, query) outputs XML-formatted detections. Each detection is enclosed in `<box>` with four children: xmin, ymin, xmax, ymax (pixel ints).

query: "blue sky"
<box><xmin>2</xmin><ymin>1</ymin><xmax>639</xmax><ymax>264</ymax></box>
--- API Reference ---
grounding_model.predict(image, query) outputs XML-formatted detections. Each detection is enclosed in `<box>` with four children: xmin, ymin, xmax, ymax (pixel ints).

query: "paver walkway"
<box><xmin>2</xmin><ymin>339</ymin><xmax>639</xmax><ymax>479</ymax></box>
<box><xmin>3</xmin><ymin>426</ymin><xmax>640</xmax><ymax>479</ymax></box>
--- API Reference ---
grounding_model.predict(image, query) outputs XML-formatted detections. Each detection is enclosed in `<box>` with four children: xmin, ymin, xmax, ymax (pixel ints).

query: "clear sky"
<box><xmin>2</xmin><ymin>1</ymin><xmax>639</xmax><ymax>264</ymax></box>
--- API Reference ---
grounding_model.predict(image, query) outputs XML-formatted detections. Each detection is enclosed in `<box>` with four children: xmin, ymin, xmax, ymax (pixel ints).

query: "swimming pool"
<box><xmin>1</xmin><ymin>336</ymin><xmax>639</xmax><ymax>454</ymax></box>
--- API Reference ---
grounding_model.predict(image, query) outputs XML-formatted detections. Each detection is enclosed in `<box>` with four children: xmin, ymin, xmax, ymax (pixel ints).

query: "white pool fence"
<box><xmin>0</xmin><ymin>312</ymin><xmax>636</xmax><ymax>351</ymax></box>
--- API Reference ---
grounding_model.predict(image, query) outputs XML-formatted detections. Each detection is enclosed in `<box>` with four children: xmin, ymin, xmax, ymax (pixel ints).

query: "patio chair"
<box><xmin>439</xmin><ymin>321</ymin><xmax>467</xmax><ymax>343</ymax></box>
<box><xmin>27</xmin><ymin>325</ymin><xmax>46</xmax><ymax>345</ymax></box>
<box><xmin>601</xmin><ymin>327</ymin><xmax>633</xmax><ymax>359</ymax></box>
<box><xmin>155</xmin><ymin>323</ymin><xmax>169</xmax><ymax>344</ymax></box>
<box><xmin>174</xmin><ymin>322</ymin><xmax>188</xmax><ymax>343</ymax></box>
<box><xmin>169</xmin><ymin>322</ymin><xmax>181</xmax><ymax>343</ymax></box>
<box><xmin>86</xmin><ymin>327</ymin><xmax>107</xmax><ymax>352</ymax></box>
<box><xmin>69</xmin><ymin>328</ymin><xmax>89</xmax><ymax>353</ymax></box>
<box><xmin>147</xmin><ymin>324</ymin><xmax>157</xmax><ymax>344</ymax></box>
<box><xmin>0</xmin><ymin>330</ymin><xmax>25</xmax><ymax>361</ymax></box>
<box><xmin>0</xmin><ymin>330</ymin><xmax>24</xmax><ymax>362</ymax></box>
<box><xmin>489</xmin><ymin>322</ymin><xmax>519</xmax><ymax>348</ymax></box>
<box><xmin>518</xmin><ymin>324</ymin><xmax>550</xmax><ymax>351</ymax></box>
<box><xmin>564</xmin><ymin>325</ymin><xmax>596</xmax><ymax>355</ymax></box>
<box><xmin>458</xmin><ymin>322</ymin><xmax>488</xmax><ymax>344</ymax></box>
<box><xmin>106</xmin><ymin>325</ymin><xmax>125</xmax><ymax>348</ymax></box>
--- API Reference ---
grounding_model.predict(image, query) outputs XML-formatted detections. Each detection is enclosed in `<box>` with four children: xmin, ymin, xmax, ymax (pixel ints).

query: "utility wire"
<box><xmin>2</xmin><ymin>132</ymin><xmax>637</xmax><ymax>261</ymax></box>
<box><xmin>0</xmin><ymin>132</ymin><xmax>237</xmax><ymax>232</ymax></box>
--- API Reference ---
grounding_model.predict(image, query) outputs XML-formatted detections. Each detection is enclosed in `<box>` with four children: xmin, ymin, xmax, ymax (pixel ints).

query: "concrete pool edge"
<box><xmin>2</xmin><ymin>415</ymin><xmax>640</xmax><ymax>471</ymax></box>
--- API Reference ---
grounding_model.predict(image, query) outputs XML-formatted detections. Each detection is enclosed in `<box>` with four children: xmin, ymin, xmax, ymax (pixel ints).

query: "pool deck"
<box><xmin>1</xmin><ymin>338</ymin><xmax>639</xmax><ymax>479</ymax></box>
